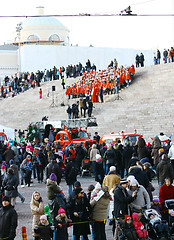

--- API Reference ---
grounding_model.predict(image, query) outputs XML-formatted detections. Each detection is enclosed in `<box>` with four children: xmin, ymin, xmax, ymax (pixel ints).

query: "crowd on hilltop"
<box><xmin>153</xmin><ymin>47</ymin><xmax>174</xmax><ymax>65</ymax></box>
<box><xmin>1</xmin><ymin>131</ymin><xmax>174</xmax><ymax>239</ymax></box>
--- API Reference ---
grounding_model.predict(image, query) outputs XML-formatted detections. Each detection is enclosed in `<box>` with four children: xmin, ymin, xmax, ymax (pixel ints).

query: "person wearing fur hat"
<box><xmin>122</xmin><ymin>215</ymin><xmax>138</xmax><ymax>240</ymax></box>
<box><xmin>0</xmin><ymin>196</ymin><xmax>18</xmax><ymax>240</ymax></box>
<box><xmin>95</xmin><ymin>154</ymin><xmax>105</xmax><ymax>185</ymax></box>
<box><xmin>55</xmin><ymin>207</ymin><xmax>72</xmax><ymax>240</ymax></box>
<box><xmin>68</xmin><ymin>187</ymin><xmax>92</xmax><ymax>240</ymax></box>
<box><xmin>103</xmin><ymin>165</ymin><xmax>120</xmax><ymax>192</ymax></box>
<box><xmin>30</xmin><ymin>191</ymin><xmax>44</xmax><ymax>240</ymax></box>
<box><xmin>34</xmin><ymin>214</ymin><xmax>54</xmax><ymax>240</ymax></box>
<box><xmin>128</xmin><ymin>178</ymin><xmax>151</xmax><ymax>212</ymax></box>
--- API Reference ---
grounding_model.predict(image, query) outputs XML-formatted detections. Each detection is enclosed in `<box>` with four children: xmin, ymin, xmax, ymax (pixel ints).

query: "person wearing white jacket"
<box><xmin>168</xmin><ymin>143</ymin><xmax>174</xmax><ymax>170</ymax></box>
<box><xmin>128</xmin><ymin>179</ymin><xmax>151</xmax><ymax>212</ymax></box>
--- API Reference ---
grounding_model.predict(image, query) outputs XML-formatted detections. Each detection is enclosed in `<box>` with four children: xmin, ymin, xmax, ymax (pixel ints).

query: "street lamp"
<box><xmin>16</xmin><ymin>22</ymin><xmax>23</xmax><ymax>74</ymax></box>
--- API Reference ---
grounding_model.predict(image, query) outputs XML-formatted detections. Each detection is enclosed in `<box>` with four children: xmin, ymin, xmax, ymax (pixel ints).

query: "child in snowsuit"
<box><xmin>34</xmin><ymin>214</ymin><xmax>54</xmax><ymax>240</ymax></box>
<box><xmin>55</xmin><ymin>207</ymin><xmax>71</xmax><ymax>240</ymax></box>
<box><xmin>132</xmin><ymin>212</ymin><xmax>147</xmax><ymax>239</ymax></box>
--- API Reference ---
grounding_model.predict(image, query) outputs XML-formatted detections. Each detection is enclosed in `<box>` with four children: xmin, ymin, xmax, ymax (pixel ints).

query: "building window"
<box><xmin>48</xmin><ymin>34</ymin><xmax>60</xmax><ymax>41</ymax></box>
<box><xmin>27</xmin><ymin>35</ymin><xmax>40</xmax><ymax>41</ymax></box>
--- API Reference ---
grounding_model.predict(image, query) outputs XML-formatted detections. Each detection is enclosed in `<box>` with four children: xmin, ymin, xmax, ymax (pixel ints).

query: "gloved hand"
<box><xmin>38</xmin><ymin>197</ymin><xmax>42</xmax><ymax>203</ymax></box>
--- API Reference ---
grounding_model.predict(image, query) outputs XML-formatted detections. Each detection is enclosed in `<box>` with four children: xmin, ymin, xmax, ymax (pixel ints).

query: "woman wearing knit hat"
<box><xmin>54</xmin><ymin>207</ymin><xmax>72</xmax><ymax>240</ymax></box>
<box><xmin>46</xmin><ymin>173</ymin><xmax>61</xmax><ymax>226</ymax></box>
<box><xmin>68</xmin><ymin>187</ymin><xmax>92</xmax><ymax>239</ymax></box>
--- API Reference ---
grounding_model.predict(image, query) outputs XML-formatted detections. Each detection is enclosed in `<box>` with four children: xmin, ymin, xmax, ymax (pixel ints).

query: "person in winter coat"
<box><xmin>90</xmin><ymin>144</ymin><xmax>99</xmax><ymax>176</ymax></box>
<box><xmin>0</xmin><ymin>196</ymin><xmax>18</xmax><ymax>240</ymax></box>
<box><xmin>128</xmin><ymin>164</ymin><xmax>149</xmax><ymax>189</ymax></box>
<box><xmin>90</xmin><ymin>186</ymin><xmax>111</xmax><ymax>240</ymax></box>
<box><xmin>55</xmin><ymin>207</ymin><xmax>71</xmax><ymax>240</ymax></box>
<box><xmin>157</xmin><ymin>49</ymin><xmax>161</xmax><ymax>64</ymax></box>
<box><xmin>68</xmin><ymin>187</ymin><xmax>92</xmax><ymax>240</ymax></box>
<box><xmin>104</xmin><ymin>145</ymin><xmax>117</xmax><ymax>175</ymax></box>
<box><xmin>132</xmin><ymin>212</ymin><xmax>147</xmax><ymax>239</ymax></box>
<box><xmin>114</xmin><ymin>179</ymin><xmax>137</xmax><ymax>218</ymax></box>
<box><xmin>137</xmin><ymin>137</ymin><xmax>149</xmax><ymax>161</ymax></box>
<box><xmin>156</xmin><ymin>154</ymin><xmax>174</xmax><ymax>188</ymax></box>
<box><xmin>65</xmin><ymin>157</ymin><xmax>78</xmax><ymax>194</ymax></box>
<box><xmin>30</xmin><ymin>191</ymin><xmax>44</xmax><ymax>240</ymax></box>
<box><xmin>151</xmin><ymin>135</ymin><xmax>161</xmax><ymax>168</ymax></box>
<box><xmin>46</xmin><ymin>158</ymin><xmax>62</xmax><ymax>185</ymax></box>
<box><xmin>123</xmin><ymin>144</ymin><xmax>134</xmax><ymax>176</ymax></box>
<box><xmin>3</xmin><ymin>146</ymin><xmax>15</xmax><ymax>166</ymax></box>
<box><xmin>95</xmin><ymin>154</ymin><xmax>105</xmax><ymax>185</ymax></box>
<box><xmin>103</xmin><ymin>165</ymin><xmax>120</xmax><ymax>191</ymax></box>
<box><xmin>122</xmin><ymin>215</ymin><xmax>138</xmax><ymax>240</ymax></box>
<box><xmin>2</xmin><ymin>168</ymin><xmax>18</xmax><ymax>207</ymax></box>
<box><xmin>159</xmin><ymin>178</ymin><xmax>174</xmax><ymax>215</ymax></box>
<box><xmin>128</xmin><ymin>179</ymin><xmax>151</xmax><ymax>212</ymax></box>
<box><xmin>75</xmin><ymin>143</ymin><xmax>87</xmax><ymax>169</ymax></box>
<box><xmin>168</xmin><ymin>142</ymin><xmax>174</xmax><ymax>170</ymax></box>
<box><xmin>34</xmin><ymin>215</ymin><xmax>53</xmax><ymax>240</ymax></box>
<box><xmin>139</xmin><ymin>53</ymin><xmax>145</xmax><ymax>67</ymax></box>
<box><xmin>46</xmin><ymin>173</ymin><xmax>62</xmax><ymax>225</ymax></box>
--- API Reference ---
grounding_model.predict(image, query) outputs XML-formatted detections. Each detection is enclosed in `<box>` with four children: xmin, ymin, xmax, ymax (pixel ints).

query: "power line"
<box><xmin>0</xmin><ymin>13</ymin><xmax>173</xmax><ymax>18</ymax></box>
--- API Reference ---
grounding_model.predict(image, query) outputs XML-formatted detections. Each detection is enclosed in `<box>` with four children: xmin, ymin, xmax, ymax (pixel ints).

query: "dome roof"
<box><xmin>22</xmin><ymin>16</ymin><xmax>66</xmax><ymax>28</ymax></box>
<box><xmin>16</xmin><ymin>7</ymin><xmax>70</xmax><ymax>46</ymax></box>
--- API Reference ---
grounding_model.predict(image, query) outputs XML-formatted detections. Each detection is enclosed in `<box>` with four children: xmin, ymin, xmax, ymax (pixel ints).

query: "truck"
<box><xmin>99</xmin><ymin>130</ymin><xmax>143</xmax><ymax>146</ymax></box>
<box><xmin>29</xmin><ymin>118</ymin><xmax>97</xmax><ymax>148</ymax></box>
<box><xmin>54</xmin><ymin>118</ymin><xmax>97</xmax><ymax>148</ymax></box>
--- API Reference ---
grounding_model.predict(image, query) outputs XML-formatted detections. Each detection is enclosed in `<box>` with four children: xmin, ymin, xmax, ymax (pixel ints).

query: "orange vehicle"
<box><xmin>99</xmin><ymin>130</ymin><xmax>143</xmax><ymax>146</ymax></box>
<box><xmin>55</xmin><ymin>127</ymin><xmax>96</xmax><ymax>149</ymax></box>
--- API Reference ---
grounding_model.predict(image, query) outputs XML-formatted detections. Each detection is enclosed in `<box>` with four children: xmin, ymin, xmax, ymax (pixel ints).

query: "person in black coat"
<box><xmin>75</xmin><ymin>143</ymin><xmax>87</xmax><ymax>168</ymax></box>
<box><xmin>68</xmin><ymin>187</ymin><xmax>91</xmax><ymax>240</ymax></box>
<box><xmin>46</xmin><ymin>158</ymin><xmax>62</xmax><ymax>185</ymax></box>
<box><xmin>137</xmin><ymin>137</ymin><xmax>149</xmax><ymax>161</ymax></box>
<box><xmin>65</xmin><ymin>157</ymin><xmax>78</xmax><ymax>194</ymax></box>
<box><xmin>87</xmin><ymin>99</ymin><xmax>93</xmax><ymax>117</ymax></box>
<box><xmin>104</xmin><ymin>146</ymin><xmax>117</xmax><ymax>174</ymax></box>
<box><xmin>128</xmin><ymin>165</ymin><xmax>149</xmax><ymax>189</ymax></box>
<box><xmin>114</xmin><ymin>179</ymin><xmax>137</xmax><ymax>218</ymax></box>
<box><xmin>123</xmin><ymin>144</ymin><xmax>134</xmax><ymax>176</ymax></box>
<box><xmin>0</xmin><ymin>196</ymin><xmax>18</xmax><ymax>240</ymax></box>
<box><xmin>95</xmin><ymin>154</ymin><xmax>105</xmax><ymax>185</ymax></box>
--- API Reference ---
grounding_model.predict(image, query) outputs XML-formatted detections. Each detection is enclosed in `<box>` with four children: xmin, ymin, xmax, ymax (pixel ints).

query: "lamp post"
<box><xmin>16</xmin><ymin>22</ymin><xmax>23</xmax><ymax>74</ymax></box>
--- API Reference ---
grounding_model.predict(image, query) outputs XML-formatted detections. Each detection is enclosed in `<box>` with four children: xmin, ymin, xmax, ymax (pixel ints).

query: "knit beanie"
<box><xmin>1</xmin><ymin>165</ymin><xmax>6</xmax><ymax>169</ymax></box>
<box><xmin>109</xmin><ymin>166</ymin><xmax>116</xmax><ymax>172</ymax></box>
<box><xmin>58</xmin><ymin>207</ymin><xmax>66</xmax><ymax>215</ymax></box>
<box><xmin>2</xmin><ymin>196</ymin><xmax>10</xmax><ymax>202</ymax></box>
<box><xmin>153</xmin><ymin>196</ymin><xmax>159</xmax><ymax>202</ymax></box>
<box><xmin>49</xmin><ymin>173</ymin><xmax>57</xmax><ymax>182</ymax></box>
<box><xmin>125</xmin><ymin>215</ymin><xmax>131</xmax><ymax>221</ymax></box>
<box><xmin>40</xmin><ymin>215</ymin><xmax>48</xmax><ymax>221</ymax></box>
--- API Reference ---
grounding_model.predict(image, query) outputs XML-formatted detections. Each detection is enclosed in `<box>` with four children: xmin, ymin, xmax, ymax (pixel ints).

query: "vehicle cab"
<box><xmin>99</xmin><ymin>130</ymin><xmax>143</xmax><ymax>146</ymax></box>
<box><xmin>55</xmin><ymin>128</ymin><xmax>96</xmax><ymax>149</ymax></box>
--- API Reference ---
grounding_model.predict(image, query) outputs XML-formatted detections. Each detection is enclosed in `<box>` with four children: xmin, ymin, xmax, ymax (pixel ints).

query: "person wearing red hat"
<box><xmin>122</xmin><ymin>215</ymin><xmax>138</xmax><ymax>240</ymax></box>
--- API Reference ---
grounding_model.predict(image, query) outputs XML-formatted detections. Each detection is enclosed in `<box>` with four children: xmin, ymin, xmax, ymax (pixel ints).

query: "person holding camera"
<box><xmin>30</xmin><ymin>191</ymin><xmax>44</xmax><ymax>240</ymax></box>
<box><xmin>128</xmin><ymin>178</ymin><xmax>151</xmax><ymax>213</ymax></box>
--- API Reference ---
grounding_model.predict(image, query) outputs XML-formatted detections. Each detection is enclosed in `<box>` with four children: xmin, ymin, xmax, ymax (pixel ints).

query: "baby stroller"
<box><xmin>165</xmin><ymin>199</ymin><xmax>174</xmax><ymax>236</ymax></box>
<box><xmin>80</xmin><ymin>158</ymin><xmax>91</xmax><ymax>177</ymax></box>
<box><xmin>144</xmin><ymin>208</ymin><xmax>170</xmax><ymax>240</ymax></box>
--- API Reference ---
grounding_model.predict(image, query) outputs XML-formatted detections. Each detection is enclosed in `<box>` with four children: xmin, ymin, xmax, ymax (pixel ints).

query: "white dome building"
<box><xmin>14</xmin><ymin>6</ymin><xmax>70</xmax><ymax>46</ymax></box>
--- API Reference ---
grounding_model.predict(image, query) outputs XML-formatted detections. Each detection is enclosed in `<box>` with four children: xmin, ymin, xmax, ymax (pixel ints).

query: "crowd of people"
<box><xmin>0</xmin><ymin>132</ymin><xmax>174</xmax><ymax>239</ymax></box>
<box><xmin>153</xmin><ymin>47</ymin><xmax>174</xmax><ymax>65</ymax></box>
<box><xmin>65</xmin><ymin>63</ymin><xmax>135</xmax><ymax>103</ymax></box>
